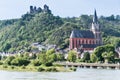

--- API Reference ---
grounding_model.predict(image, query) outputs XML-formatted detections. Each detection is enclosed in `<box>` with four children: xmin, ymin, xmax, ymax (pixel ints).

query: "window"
<box><xmin>86</xmin><ymin>40</ymin><xmax>87</xmax><ymax>44</ymax></box>
<box><xmin>89</xmin><ymin>40</ymin><xmax>91</xmax><ymax>44</ymax></box>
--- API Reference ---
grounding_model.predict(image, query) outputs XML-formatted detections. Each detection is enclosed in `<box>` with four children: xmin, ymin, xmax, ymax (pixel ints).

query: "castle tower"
<box><xmin>91</xmin><ymin>9</ymin><xmax>102</xmax><ymax>46</ymax></box>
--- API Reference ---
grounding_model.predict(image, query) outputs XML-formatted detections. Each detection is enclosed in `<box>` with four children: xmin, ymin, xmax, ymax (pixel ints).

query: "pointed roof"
<box><xmin>93</xmin><ymin>9</ymin><xmax>98</xmax><ymax>23</ymax></box>
<box><xmin>70</xmin><ymin>30</ymin><xmax>76</xmax><ymax>38</ymax></box>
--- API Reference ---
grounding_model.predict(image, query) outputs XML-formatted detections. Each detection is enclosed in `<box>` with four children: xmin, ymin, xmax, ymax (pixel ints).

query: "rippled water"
<box><xmin>0</xmin><ymin>68</ymin><xmax>120</xmax><ymax>80</ymax></box>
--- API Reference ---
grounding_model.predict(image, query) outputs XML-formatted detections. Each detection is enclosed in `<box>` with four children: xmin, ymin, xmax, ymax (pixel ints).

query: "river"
<box><xmin>0</xmin><ymin>68</ymin><xmax>120</xmax><ymax>80</ymax></box>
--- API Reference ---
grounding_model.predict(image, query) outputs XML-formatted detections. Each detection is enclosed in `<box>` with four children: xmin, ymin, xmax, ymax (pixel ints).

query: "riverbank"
<box><xmin>0</xmin><ymin>64</ymin><xmax>75</xmax><ymax>72</ymax></box>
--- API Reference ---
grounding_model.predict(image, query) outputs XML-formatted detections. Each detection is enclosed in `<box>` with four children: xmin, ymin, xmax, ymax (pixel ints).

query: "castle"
<box><xmin>29</xmin><ymin>4</ymin><xmax>51</xmax><ymax>14</ymax></box>
<box><xmin>69</xmin><ymin>10</ymin><xmax>102</xmax><ymax>51</ymax></box>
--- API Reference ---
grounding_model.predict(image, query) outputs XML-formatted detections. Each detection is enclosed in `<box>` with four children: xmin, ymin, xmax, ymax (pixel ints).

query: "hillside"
<box><xmin>0</xmin><ymin>5</ymin><xmax>120</xmax><ymax>52</ymax></box>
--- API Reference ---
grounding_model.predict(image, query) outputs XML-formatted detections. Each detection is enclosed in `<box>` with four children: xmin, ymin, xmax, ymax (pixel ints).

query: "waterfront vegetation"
<box><xmin>0</xmin><ymin>44</ymin><xmax>120</xmax><ymax>72</ymax></box>
<box><xmin>0</xmin><ymin>49</ymin><xmax>75</xmax><ymax>72</ymax></box>
<box><xmin>67</xmin><ymin>44</ymin><xmax>120</xmax><ymax>64</ymax></box>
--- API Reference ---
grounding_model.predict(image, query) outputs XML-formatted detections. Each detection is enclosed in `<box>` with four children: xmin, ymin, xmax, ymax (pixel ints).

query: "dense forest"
<box><xmin>0</xmin><ymin>4</ymin><xmax>120</xmax><ymax>52</ymax></box>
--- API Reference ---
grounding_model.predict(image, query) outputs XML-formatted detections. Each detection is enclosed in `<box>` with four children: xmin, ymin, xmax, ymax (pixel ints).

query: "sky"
<box><xmin>0</xmin><ymin>0</ymin><xmax>120</xmax><ymax>20</ymax></box>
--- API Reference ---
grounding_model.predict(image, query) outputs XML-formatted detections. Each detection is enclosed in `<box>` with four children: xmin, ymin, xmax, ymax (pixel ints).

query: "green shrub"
<box><xmin>0</xmin><ymin>61</ymin><xmax>3</xmax><ymax>65</ymax></box>
<box><xmin>11</xmin><ymin>59</ymin><xmax>18</xmax><ymax>66</ymax></box>
<box><xmin>45</xmin><ymin>67</ymin><xmax>57</xmax><ymax>72</ymax></box>
<box><xmin>37</xmin><ymin>67</ymin><xmax>45</xmax><ymax>72</ymax></box>
<box><xmin>32</xmin><ymin>60</ymin><xmax>41</xmax><ymax>66</ymax></box>
<box><xmin>18</xmin><ymin>58</ymin><xmax>30</xmax><ymax>66</ymax></box>
<box><xmin>3</xmin><ymin>65</ymin><xmax>8</xmax><ymax>68</ymax></box>
<box><xmin>4</xmin><ymin>56</ymin><xmax>15</xmax><ymax>65</ymax></box>
<box><xmin>114</xmin><ymin>58</ymin><xmax>120</xmax><ymax>63</ymax></box>
<box><xmin>11</xmin><ymin>66</ymin><xmax>15</xmax><ymax>69</ymax></box>
<box><xmin>45</xmin><ymin>62</ymin><xmax>53</xmax><ymax>66</ymax></box>
<box><xmin>76</xmin><ymin>59</ymin><xmax>81</xmax><ymax>62</ymax></box>
<box><xmin>11</xmin><ymin>58</ymin><xmax>30</xmax><ymax>66</ymax></box>
<box><xmin>53</xmin><ymin>64</ymin><xmax>62</xmax><ymax>67</ymax></box>
<box><xmin>21</xmin><ymin>65</ymin><xmax>26</xmax><ymax>69</ymax></box>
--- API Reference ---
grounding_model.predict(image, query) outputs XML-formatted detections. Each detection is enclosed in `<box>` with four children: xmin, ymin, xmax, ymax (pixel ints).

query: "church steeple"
<box><xmin>93</xmin><ymin>9</ymin><xmax>98</xmax><ymax>23</ymax></box>
<box><xmin>91</xmin><ymin>9</ymin><xmax>102</xmax><ymax>45</ymax></box>
<box><xmin>91</xmin><ymin>9</ymin><xmax>99</xmax><ymax>31</ymax></box>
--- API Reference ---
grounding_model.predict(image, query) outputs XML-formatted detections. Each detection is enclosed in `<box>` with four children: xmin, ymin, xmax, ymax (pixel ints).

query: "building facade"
<box><xmin>69</xmin><ymin>10</ymin><xmax>102</xmax><ymax>51</ymax></box>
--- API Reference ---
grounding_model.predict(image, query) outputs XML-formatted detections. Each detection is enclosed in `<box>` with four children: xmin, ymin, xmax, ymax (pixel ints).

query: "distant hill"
<box><xmin>0</xmin><ymin>5</ymin><xmax>120</xmax><ymax>52</ymax></box>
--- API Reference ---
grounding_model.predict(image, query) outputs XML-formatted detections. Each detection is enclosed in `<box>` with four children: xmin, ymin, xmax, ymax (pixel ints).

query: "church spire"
<box><xmin>91</xmin><ymin>9</ymin><xmax>102</xmax><ymax>45</ymax></box>
<box><xmin>93</xmin><ymin>9</ymin><xmax>98</xmax><ymax>23</ymax></box>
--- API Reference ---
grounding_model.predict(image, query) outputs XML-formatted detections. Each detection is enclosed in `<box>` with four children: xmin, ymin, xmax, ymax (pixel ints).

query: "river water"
<box><xmin>0</xmin><ymin>68</ymin><xmax>120</xmax><ymax>80</ymax></box>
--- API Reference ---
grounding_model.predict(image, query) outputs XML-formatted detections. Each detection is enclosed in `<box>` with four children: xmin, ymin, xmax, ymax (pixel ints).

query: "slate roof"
<box><xmin>70</xmin><ymin>29</ymin><xmax>94</xmax><ymax>38</ymax></box>
<box><xmin>81</xmin><ymin>44</ymin><xmax>97</xmax><ymax>48</ymax></box>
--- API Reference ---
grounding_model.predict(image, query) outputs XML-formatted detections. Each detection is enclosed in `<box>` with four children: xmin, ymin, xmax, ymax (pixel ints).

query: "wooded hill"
<box><xmin>0</xmin><ymin>5</ymin><xmax>120</xmax><ymax>52</ymax></box>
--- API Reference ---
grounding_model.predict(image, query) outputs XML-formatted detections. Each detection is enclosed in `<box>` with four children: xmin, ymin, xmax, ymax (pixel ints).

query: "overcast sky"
<box><xmin>0</xmin><ymin>0</ymin><xmax>120</xmax><ymax>20</ymax></box>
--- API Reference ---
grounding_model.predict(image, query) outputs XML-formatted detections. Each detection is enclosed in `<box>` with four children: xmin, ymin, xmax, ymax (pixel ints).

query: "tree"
<box><xmin>11</xmin><ymin>57</ymin><xmax>30</xmax><ymax>66</ymax></box>
<box><xmin>38</xmin><ymin>53</ymin><xmax>47</xmax><ymax>64</ymax></box>
<box><xmin>46</xmin><ymin>49</ymin><xmax>57</xmax><ymax>62</ymax></box>
<box><xmin>82</xmin><ymin>52</ymin><xmax>90</xmax><ymax>62</ymax></box>
<box><xmin>114</xmin><ymin>39</ymin><xmax>120</xmax><ymax>48</ymax></box>
<box><xmin>3</xmin><ymin>42</ymin><xmax>11</xmax><ymax>51</ymax></box>
<box><xmin>56</xmin><ymin>53</ymin><xmax>64</xmax><ymax>61</ymax></box>
<box><xmin>46</xmin><ymin>49</ymin><xmax>55</xmax><ymax>56</ymax></box>
<box><xmin>102</xmin><ymin>51</ymin><xmax>114</xmax><ymax>63</ymax></box>
<box><xmin>49</xmin><ymin>54</ymin><xmax>57</xmax><ymax>62</ymax></box>
<box><xmin>31</xmin><ymin>59</ymin><xmax>41</xmax><ymax>66</ymax></box>
<box><xmin>23</xmin><ymin>52</ymin><xmax>30</xmax><ymax>59</ymax></box>
<box><xmin>67</xmin><ymin>50</ymin><xmax>77</xmax><ymax>62</ymax></box>
<box><xmin>92</xmin><ymin>44</ymin><xmax>116</xmax><ymax>63</ymax></box>
<box><xmin>106</xmin><ymin>15</ymin><xmax>115</xmax><ymax>21</ymax></box>
<box><xmin>4</xmin><ymin>56</ymin><xmax>15</xmax><ymax>65</ymax></box>
<box><xmin>90</xmin><ymin>54</ymin><xmax>97</xmax><ymax>63</ymax></box>
<box><xmin>80</xmin><ymin>15</ymin><xmax>92</xmax><ymax>28</ymax></box>
<box><xmin>93</xmin><ymin>46</ymin><xmax>104</xmax><ymax>62</ymax></box>
<box><xmin>0</xmin><ymin>55</ymin><xmax>1</xmax><ymax>60</ymax></box>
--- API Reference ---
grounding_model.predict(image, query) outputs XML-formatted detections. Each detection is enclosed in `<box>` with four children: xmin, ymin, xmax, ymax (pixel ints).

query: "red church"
<box><xmin>69</xmin><ymin>10</ymin><xmax>102</xmax><ymax>51</ymax></box>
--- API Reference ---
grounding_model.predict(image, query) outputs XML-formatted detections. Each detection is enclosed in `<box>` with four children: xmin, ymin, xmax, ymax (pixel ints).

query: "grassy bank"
<box><xmin>0</xmin><ymin>49</ymin><xmax>77</xmax><ymax>72</ymax></box>
<box><xmin>0</xmin><ymin>64</ymin><xmax>74</xmax><ymax>72</ymax></box>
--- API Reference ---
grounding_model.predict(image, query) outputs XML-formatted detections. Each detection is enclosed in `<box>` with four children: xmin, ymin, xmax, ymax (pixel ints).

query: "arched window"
<box><xmin>86</xmin><ymin>40</ymin><xmax>87</xmax><ymax>44</ymax></box>
<box><xmin>79</xmin><ymin>39</ymin><xmax>81</xmax><ymax>44</ymax></box>
<box><xmin>89</xmin><ymin>40</ymin><xmax>91</xmax><ymax>44</ymax></box>
<box><xmin>92</xmin><ymin>40</ymin><xmax>94</xmax><ymax>44</ymax></box>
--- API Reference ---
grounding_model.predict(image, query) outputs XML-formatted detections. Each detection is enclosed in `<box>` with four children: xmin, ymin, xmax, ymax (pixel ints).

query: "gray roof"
<box><xmin>70</xmin><ymin>30</ymin><xmax>94</xmax><ymax>38</ymax></box>
<box><xmin>81</xmin><ymin>44</ymin><xmax>97</xmax><ymax>48</ymax></box>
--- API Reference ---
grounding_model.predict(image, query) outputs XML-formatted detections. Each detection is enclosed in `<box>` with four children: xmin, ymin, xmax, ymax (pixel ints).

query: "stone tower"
<box><xmin>91</xmin><ymin>9</ymin><xmax>102</xmax><ymax>46</ymax></box>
